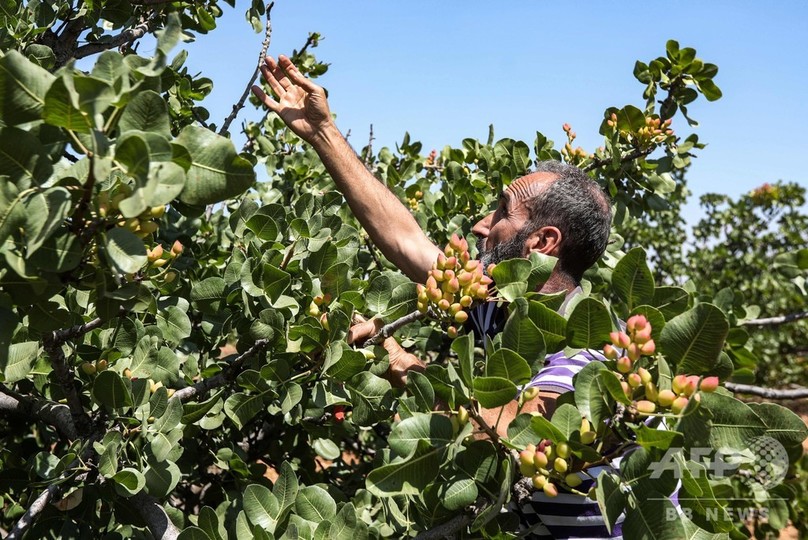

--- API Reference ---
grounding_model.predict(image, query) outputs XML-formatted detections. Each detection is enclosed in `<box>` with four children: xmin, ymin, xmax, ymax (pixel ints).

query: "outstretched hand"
<box><xmin>251</xmin><ymin>55</ymin><xmax>332</xmax><ymax>144</ymax></box>
<box><xmin>347</xmin><ymin>316</ymin><xmax>426</xmax><ymax>388</ymax></box>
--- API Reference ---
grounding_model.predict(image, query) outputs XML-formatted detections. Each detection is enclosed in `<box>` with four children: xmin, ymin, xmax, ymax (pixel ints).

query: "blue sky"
<box><xmin>171</xmin><ymin>1</ymin><xmax>808</xmax><ymax>224</ymax></box>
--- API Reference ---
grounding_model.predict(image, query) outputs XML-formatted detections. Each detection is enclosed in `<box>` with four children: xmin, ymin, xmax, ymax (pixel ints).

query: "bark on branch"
<box><xmin>219</xmin><ymin>2</ymin><xmax>274</xmax><ymax>136</ymax></box>
<box><xmin>741</xmin><ymin>311</ymin><xmax>808</xmax><ymax>327</ymax></box>
<box><xmin>5</xmin><ymin>484</ymin><xmax>63</xmax><ymax>540</ymax></box>
<box><xmin>130</xmin><ymin>492</ymin><xmax>180</xmax><ymax>540</ymax></box>
<box><xmin>724</xmin><ymin>382</ymin><xmax>808</xmax><ymax>400</ymax></box>
<box><xmin>172</xmin><ymin>339</ymin><xmax>270</xmax><ymax>402</ymax></box>
<box><xmin>73</xmin><ymin>18</ymin><xmax>156</xmax><ymax>60</ymax></box>
<box><xmin>583</xmin><ymin>146</ymin><xmax>655</xmax><ymax>173</ymax></box>
<box><xmin>363</xmin><ymin>310</ymin><xmax>426</xmax><ymax>347</ymax></box>
<box><xmin>414</xmin><ymin>513</ymin><xmax>473</xmax><ymax>539</ymax></box>
<box><xmin>0</xmin><ymin>390</ymin><xmax>78</xmax><ymax>440</ymax></box>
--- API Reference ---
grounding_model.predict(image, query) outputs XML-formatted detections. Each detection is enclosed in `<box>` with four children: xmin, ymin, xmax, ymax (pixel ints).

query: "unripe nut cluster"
<box><xmin>417</xmin><ymin>233</ymin><xmax>493</xmax><ymax>335</ymax></box>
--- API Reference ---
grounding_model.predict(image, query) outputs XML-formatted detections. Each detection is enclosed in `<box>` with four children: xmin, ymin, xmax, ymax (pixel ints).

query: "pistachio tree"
<box><xmin>1</xmin><ymin>3</ymin><xmax>806</xmax><ymax>539</ymax></box>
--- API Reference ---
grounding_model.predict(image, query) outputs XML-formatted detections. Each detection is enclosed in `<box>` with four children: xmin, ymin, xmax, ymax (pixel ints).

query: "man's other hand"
<box><xmin>347</xmin><ymin>317</ymin><xmax>425</xmax><ymax>388</ymax></box>
<box><xmin>251</xmin><ymin>55</ymin><xmax>332</xmax><ymax>144</ymax></box>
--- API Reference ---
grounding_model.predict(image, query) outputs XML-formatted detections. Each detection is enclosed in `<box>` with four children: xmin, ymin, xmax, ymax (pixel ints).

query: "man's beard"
<box><xmin>478</xmin><ymin>227</ymin><xmax>530</xmax><ymax>269</ymax></box>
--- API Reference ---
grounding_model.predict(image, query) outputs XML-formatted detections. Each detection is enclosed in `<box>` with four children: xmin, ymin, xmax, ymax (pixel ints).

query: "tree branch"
<box><xmin>5</xmin><ymin>484</ymin><xmax>63</xmax><ymax>540</ymax></box>
<box><xmin>129</xmin><ymin>492</ymin><xmax>180</xmax><ymax>540</ymax></box>
<box><xmin>0</xmin><ymin>390</ymin><xmax>78</xmax><ymax>440</ymax></box>
<box><xmin>363</xmin><ymin>310</ymin><xmax>426</xmax><ymax>347</ymax></box>
<box><xmin>741</xmin><ymin>311</ymin><xmax>808</xmax><ymax>327</ymax></box>
<box><xmin>73</xmin><ymin>18</ymin><xmax>156</xmax><ymax>60</ymax></box>
<box><xmin>219</xmin><ymin>2</ymin><xmax>274</xmax><ymax>136</ymax></box>
<box><xmin>583</xmin><ymin>146</ymin><xmax>655</xmax><ymax>173</ymax></box>
<box><xmin>172</xmin><ymin>339</ymin><xmax>269</xmax><ymax>402</ymax></box>
<box><xmin>468</xmin><ymin>402</ymin><xmax>500</xmax><ymax>443</ymax></box>
<box><xmin>724</xmin><ymin>382</ymin><xmax>808</xmax><ymax>400</ymax></box>
<box><xmin>414</xmin><ymin>513</ymin><xmax>473</xmax><ymax>540</ymax></box>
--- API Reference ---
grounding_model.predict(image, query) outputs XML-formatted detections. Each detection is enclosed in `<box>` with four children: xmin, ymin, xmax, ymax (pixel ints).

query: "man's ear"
<box><xmin>523</xmin><ymin>226</ymin><xmax>562</xmax><ymax>257</ymax></box>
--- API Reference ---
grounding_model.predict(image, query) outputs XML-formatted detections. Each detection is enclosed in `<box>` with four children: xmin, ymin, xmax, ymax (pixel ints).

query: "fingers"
<box><xmin>259</xmin><ymin>62</ymin><xmax>286</xmax><ymax>101</ymax></box>
<box><xmin>278</xmin><ymin>54</ymin><xmax>323</xmax><ymax>94</ymax></box>
<box><xmin>250</xmin><ymin>85</ymin><xmax>279</xmax><ymax>112</ymax></box>
<box><xmin>346</xmin><ymin>318</ymin><xmax>383</xmax><ymax>344</ymax></box>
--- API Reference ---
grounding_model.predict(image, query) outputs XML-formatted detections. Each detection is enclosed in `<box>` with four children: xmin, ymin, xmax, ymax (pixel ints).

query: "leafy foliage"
<box><xmin>0</xmin><ymin>5</ymin><xmax>805</xmax><ymax>540</ymax></box>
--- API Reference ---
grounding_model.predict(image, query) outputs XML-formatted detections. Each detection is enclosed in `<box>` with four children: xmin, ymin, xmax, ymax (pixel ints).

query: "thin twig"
<box><xmin>69</xmin><ymin>154</ymin><xmax>96</xmax><ymax>234</ymax></box>
<box><xmin>741</xmin><ymin>311</ymin><xmax>808</xmax><ymax>327</ymax></box>
<box><xmin>362</xmin><ymin>124</ymin><xmax>374</xmax><ymax>169</ymax></box>
<box><xmin>363</xmin><ymin>310</ymin><xmax>426</xmax><ymax>347</ymax></box>
<box><xmin>468</xmin><ymin>402</ymin><xmax>500</xmax><ymax>443</ymax></box>
<box><xmin>724</xmin><ymin>383</ymin><xmax>808</xmax><ymax>400</ymax></box>
<box><xmin>364</xmin><ymin>237</ymin><xmax>383</xmax><ymax>269</ymax></box>
<box><xmin>219</xmin><ymin>2</ymin><xmax>274</xmax><ymax>136</ymax></box>
<box><xmin>172</xmin><ymin>339</ymin><xmax>269</xmax><ymax>402</ymax></box>
<box><xmin>73</xmin><ymin>18</ymin><xmax>155</xmax><ymax>60</ymax></box>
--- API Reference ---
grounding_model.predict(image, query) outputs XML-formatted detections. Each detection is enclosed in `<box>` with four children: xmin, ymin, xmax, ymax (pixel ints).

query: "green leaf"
<box><xmin>242</xmin><ymin>484</ymin><xmax>280</xmax><ymax>532</ymax></box>
<box><xmin>280</xmin><ymin>383</ymin><xmax>302</xmax><ymax>414</ymax></box>
<box><xmin>406</xmin><ymin>371</ymin><xmax>435</xmax><ymax>412</ymax></box>
<box><xmin>366</xmin><ymin>440</ymin><xmax>442</xmax><ymax>497</ymax></box>
<box><xmin>501</xmin><ymin>306</ymin><xmax>545</xmax><ymax>365</ymax></box>
<box><xmin>144</xmin><ymin>460</ymin><xmax>181</xmax><ymax>498</ymax></box>
<box><xmin>1</xmin><ymin>341</ymin><xmax>38</xmax><ymax>383</ymax></box>
<box><xmin>382</xmin><ymin>282</ymin><xmax>417</xmax><ymax>320</ymax></box>
<box><xmin>622</xmin><ymin>492</ymin><xmax>686</xmax><ymax>539</ymax></box>
<box><xmin>273</xmin><ymin>461</ymin><xmax>299</xmax><ymax>514</ymax></box>
<box><xmin>747</xmin><ymin>402</ymin><xmax>808</xmax><ymax>452</ymax></box>
<box><xmin>565</xmin><ymin>297</ymin><xmax>612</xmax><ymax>349</ymax></box>
<box><xmin>527</xmin><ymin>300</ymin><xmax>567</xmax><ymax>352</ymax></box>
<box><xmin>388</xmin><ymin>413</ymin><xmax>454</xmax><ymax>458</ymax></box>
<box><xmin>550</xmin><ymin>403</ymin><xmax>583</xmax><ymax>440</ymax></box>
<box><xmin>24</xmin><ymin>187</ymin><xmax>71</xmax><ymax>254</ymax></box>
<box><xmin>485</xmin><ymin>348</ymin><xmax>531</xmax><ymax>384</ymax></box>
<box><xmin>156</xmin><ymin>305</ymin><xmax>192</xmax><ymax>345</ymax></box>
<box><xmin>112</xmin><ymin>468</ymin><xmax>146</xmax><ymax>497</ymax></box>
<box><xmin>225</xmin><ymin>392</ymin><xmax>264</xmax><ymax>430</ymax></box>
<box><xmin>594</xmin><ymin>471</ymin><xmax>625</xmax><ymax>534</ymax></box>
<box><xmin>176</xmin><ymin>126</ymin><xmax>255</xmax><ymax>205</ymax></box>
<box><xmin>530</xmin><ymin>414</ymin><xmax>565</xmax><ymax>444</ymax></box>
<box><xmin>633</xmin><ymin>424</ymin><xmax>684</xmax><ymax>451</ymax></box>
<box><xmin>92</xmin><ymin>370</ymin><xmax>133</xmax><ymax>409</ymax></box>
<box><xmin>104</xmin><ymin>227</ymin><xmax>147</xmax><ymax>274</ymax></box>
<box><xmin>698</xmin><ymin>392</ymin><xmax>766</xmax><ymax>450</ymax></box>
<box><xmin>295</xmin><ymin>485</ymin><xmax>336</xmax><ymax>523</ymax></box>
<box><xmin>191</xmin><ymin>277</ymin><xmax>227</xmax><ymax>315</ymax></box>
<box><xmin>506</xmin><ymin>413</ymin><xmax>537</xmax><ymax>448</ymax></box>
<box><xmin>118</xmin><ymin>90</ymin><xmax>171</xmax><ymax>138</ymax></box>
<box><xmin>312</xmin><ymin>438</ymin><xmax>340</xmax><ymax>460</ymax></box>
<box><xmin>346</xmin><ymin>372</ymin><xmax>393</xmax><ymax>426</ymax></box>
<box><xmin>652</xmin><ymin>286</ymin><xmax>689</xmax><ymax>319</ymax></box>
<box><xmin>573</xmin><ymin>361</ymin><xmax>608</xmax><ymax>423</ymax></box>
<box><xmin>0</xmin><ymin>50</ymin><xmax>55</xmax><ymax>127</ymax></box>
<box><xmin>490</xmin><ymin>258</ymin><xmax>532</xmax><ymax>301</ymax></box>
<box><xmin>262</xmin><ymin>264</ymin><xmax>290</xmax><ymax>302</ymax></box>
<box><xmin>0</xmin><ymin>127</ymin><xmax>53</xmax><ymax>188</ymax></box>
<box><xmin>181</xmin><ymin>391</ymin><xmax>224</xmax><ymax>424</ymax></box>
<box><xmin>246</xmin><ymin>209</ymin><xmax>279</xmax><ymax>241</ymax></box>
<box><xmin>613</xmin><ymin>247</ymin><xmax>655</xmax><ymax>310</ymax></box>
<box><xmin>660</xmin><ymin>303</ymin><xmax>728</xmax><ymax>374</ymax></box>
<box><xmin>365</xmin><ymin>275</ymin><xmax>392</xmax><ymax>315</ymax></box>
<box><xmin>440</xmin><ymin>476</ymin><xmax>478</xmax><ymax>511</ymax></box>
<box><xmin>473</xmin><ymin>376</ymin><xmax>517</xmax><ymax>408</ymax></box>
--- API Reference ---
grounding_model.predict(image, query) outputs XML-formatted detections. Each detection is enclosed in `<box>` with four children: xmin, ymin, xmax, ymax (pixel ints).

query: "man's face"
<box><xmin>472</xmin><ymin>172</ymin><xmax>556</xmax><ymax>266</ymax></box>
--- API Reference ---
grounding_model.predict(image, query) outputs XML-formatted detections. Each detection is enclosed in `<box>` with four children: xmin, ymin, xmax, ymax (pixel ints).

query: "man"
<box><xmin>252</xmin><ymin>55</ymin><xmax>620</xmax><ymax>539</ymax></box>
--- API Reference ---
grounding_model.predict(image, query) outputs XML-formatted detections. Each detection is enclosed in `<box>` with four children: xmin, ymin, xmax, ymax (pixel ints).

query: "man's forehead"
<box><xmin>503</xmin><ymin>172</ymin><xmax>557</xmax><ymax>202</ymax></box>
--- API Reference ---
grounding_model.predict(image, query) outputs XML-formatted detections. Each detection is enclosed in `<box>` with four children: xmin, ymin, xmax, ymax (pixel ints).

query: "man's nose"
<box><xmin>472</xmin><ymin>212</ymin><xmax>493</xmax><ymax>238</ymax></box>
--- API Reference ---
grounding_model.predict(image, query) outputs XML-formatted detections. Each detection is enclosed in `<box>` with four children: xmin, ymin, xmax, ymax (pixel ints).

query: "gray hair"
<box><xmin>523</xmin><ymin>161</ymin><xmax>612</xmax><ymax>281</ymax></box>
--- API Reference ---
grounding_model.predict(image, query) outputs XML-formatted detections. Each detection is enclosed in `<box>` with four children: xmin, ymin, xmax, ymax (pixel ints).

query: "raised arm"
<box><xmin>251</xmin><ymin>55</ymin><xmax>441</xmax><ymax>282</ymax></box>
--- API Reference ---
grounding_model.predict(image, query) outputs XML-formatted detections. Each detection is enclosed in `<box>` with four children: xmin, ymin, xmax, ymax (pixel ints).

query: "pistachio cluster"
<box><xmin>417</xmin><ymin>234</ymin><xmax>493</xmax><ymax>337</ymax></box>
<box><xmin>560</xmin><ymin>123</ymin><xmax>590</xmax><ymax>161</ymax></box>
<box><xmin>308</xmin><ymin>293</ymin><xmax>333</xmax><ymax>330</ymax></box>
<box><xmin>99</xmin><ymin>185</ymin><xmax>166</xmax><ymax>240</ymax></box>
<box><xmin>518</xmin><ymin>417</ymin><xmax>597</xmax><ymax>497</ymax></box>
<box><xmin>604</xmin><ymin>112</ymin><xmax>674</xmax><ymax>147</ymax></box>
<box><xmin>146</xmin><ymin>240</ymin><xmax>183</xmax><ymax>268</ymax></box>
<box><xmin>604</xmin><ymin>314</ymin><xmax>718</xmax><ymax>416</ymax></box>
